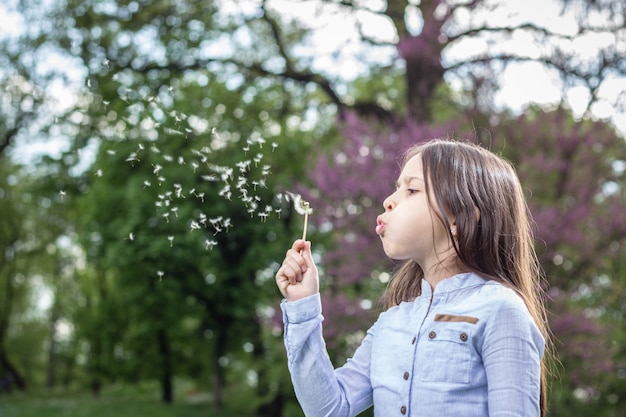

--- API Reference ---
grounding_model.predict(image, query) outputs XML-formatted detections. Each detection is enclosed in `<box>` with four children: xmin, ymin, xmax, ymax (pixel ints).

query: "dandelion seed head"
<box><xmin>286</xmin><ymin>192</ymin><xmax>312</xmax><ymax>215</ymax></box>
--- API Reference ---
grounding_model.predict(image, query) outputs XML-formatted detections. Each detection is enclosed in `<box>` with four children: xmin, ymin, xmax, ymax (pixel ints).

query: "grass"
<box><xmin>0</xmin><ymin>396</ymin><xmax>214</xmax><ymax>417</ymax></box>
<box><xmin>0</xmin><ymin>381</ymin><xmax>241</xmax><ymax>417</ymax></box>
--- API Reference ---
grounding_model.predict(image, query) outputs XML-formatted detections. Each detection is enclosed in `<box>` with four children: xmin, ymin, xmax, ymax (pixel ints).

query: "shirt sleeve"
<box><xmin>281</xmin><ymin>294</ymin><xmax>374</xmax><ymax>417</ymax></box>
<box><xmin>482</xmin><ymin>296</ymin><xmax>545</xmax><ymax>417</ymax></box>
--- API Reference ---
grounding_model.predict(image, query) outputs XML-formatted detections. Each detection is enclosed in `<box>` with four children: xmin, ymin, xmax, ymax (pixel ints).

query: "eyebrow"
<box><xmin>396</xmin><ymin>176</ymin><xmax>424</xmax><ymax>187</ymax></box>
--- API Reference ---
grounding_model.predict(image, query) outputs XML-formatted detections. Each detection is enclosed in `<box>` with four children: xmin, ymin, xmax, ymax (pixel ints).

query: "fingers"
<box><xmin>277</xmin><ymin>240</ymin><xmax>308</xmax><ymax>283</ymax></box>
<box><xmin>275</xmin><ymin>240</ymin><xmax>316</xmax><ymax>298</ymax></box>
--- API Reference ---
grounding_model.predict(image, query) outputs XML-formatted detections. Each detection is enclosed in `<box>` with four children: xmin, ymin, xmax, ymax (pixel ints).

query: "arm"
<box><xmin>282</xmin><ymin>294</ymin><xmax>374</xmax><ymax>417</ymax></box>
<box><xmin>276</xmin><ymin>240</ymin><xmax>373</xmax><ymax>417</ymax></box>
<box><xmin>483</xmin><ymin>299</ymin><xmax>545</xmax><ymax>417</ymax></box>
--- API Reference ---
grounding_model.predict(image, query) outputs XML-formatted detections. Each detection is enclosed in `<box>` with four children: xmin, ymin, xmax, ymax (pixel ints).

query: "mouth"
<box><xmin>375</xmin><ymin>217</ymin><xmax>385</xmax><ymax>235</ymax></box>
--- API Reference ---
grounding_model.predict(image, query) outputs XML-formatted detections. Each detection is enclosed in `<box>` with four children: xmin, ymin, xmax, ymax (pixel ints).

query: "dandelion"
<box><xmin>143</xmin><ymin>180</ymin><xmax>151</xmax><ymax>188</ymax></box>
<box><xmin>190</xmin><ymin>220</ymin><xmax>201</xmax><ymax>231</ymax></box>
<box><xmin>168</xmin><ymin>235</ymin><xmax>174</xmax><ymax>247</ymax></box>
<box><xmin>287</xmin><ymin>192</ymin><xmax>312</xmax><ymax>243</ymax></box>
<box><xmin>95</xmin><ymin>169</ymin><xmax>103</xmax><ymax>177</ymax></box>
<box><xmin>171</xmin><ymin>206</ymin><xmax>179</xmax><ymax>217</ymax></box>
<box><xmin>205</xmin><ymin>239</ymin><xmax>218</xmax><ymax>250</ymax></box>
<box><xmin>157</xmin><ymin>270</ymin><xmax>165</xmax><ymax>281</ymax></box>
<box><xmin>126</xmin><ymin>232</ymin><xmax>135</xmax><ymax>241</ymax></box>
<box><xmin>271</xmin><ymin>142</ymin><xmax>278</xmax><ymax>152</ymax></box>
<box><xmin>59</xmin><ymin>190</ymin><xmax>66</xmax><ymax>200</ymax></box>
<box><xmin>152</xmin><ymin>164</ymin><xmax>163</xmax><ymax>174</ymax></box>
<box><xmin>163</xmin><ymin>212</ymin><xmax>170</xmax><ymax>223</ymax></box>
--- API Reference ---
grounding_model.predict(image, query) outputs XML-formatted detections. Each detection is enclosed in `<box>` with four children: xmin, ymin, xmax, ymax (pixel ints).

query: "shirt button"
<box><xmin>460</xmin><ymin>332</ymin><xmax>468</xmax><ymax>342</ymax></box>
<box><xmin>403</xmin><ymin>371</ymin><xmax>410</xmax><ymax>380</ymax></box>
<box><xmin>428</xmin><ymin>331</ymin><xmax>437</xmax><ymax>339</ymax></box>
<box><xmin>400</xmin><ymin>405</ymin><xmax>407</xmax><ymax>415</ymax></box>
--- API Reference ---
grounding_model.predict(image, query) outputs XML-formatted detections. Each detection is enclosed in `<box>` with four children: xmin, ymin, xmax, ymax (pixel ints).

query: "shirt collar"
<box><xmin>420</xmin><ymin>272</ymin><xmax>488</xmax><ymax>297</ymax></box>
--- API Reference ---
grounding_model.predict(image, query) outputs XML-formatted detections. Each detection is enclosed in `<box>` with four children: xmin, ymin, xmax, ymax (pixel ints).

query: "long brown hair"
<box><xmin>380</xmin><ymin>138</ymin><xmax>551</xmax><ymax>416</ymax></box>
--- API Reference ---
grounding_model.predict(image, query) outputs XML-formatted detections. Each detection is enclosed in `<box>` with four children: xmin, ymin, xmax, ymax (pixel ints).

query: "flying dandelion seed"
<box><xmin>157</xmin><ymin>270</ymin><xmax>164</xmax><ymax>281</ymax></box>
<box><xmin>59</xmin><ymin>190</ymin><xmax>66</xmax><ymax>200</ymax></box>
<box><xmin>88</xmin><ymin>64</ymin><xmax>288</xmax><ymax>257</ymax></box>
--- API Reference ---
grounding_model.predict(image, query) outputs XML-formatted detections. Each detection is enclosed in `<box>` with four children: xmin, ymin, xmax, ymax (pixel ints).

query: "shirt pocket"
<box><xmin>419</xmin><ymin>326</ymin><xmax>472</xmax><ymax>384</ymax></box>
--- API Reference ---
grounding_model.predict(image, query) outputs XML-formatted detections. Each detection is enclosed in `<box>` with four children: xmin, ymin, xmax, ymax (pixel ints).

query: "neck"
<box><xmin>422</xmin><ymin>259</ymin><xmax>469</xmax><ymax>290</ymax></box>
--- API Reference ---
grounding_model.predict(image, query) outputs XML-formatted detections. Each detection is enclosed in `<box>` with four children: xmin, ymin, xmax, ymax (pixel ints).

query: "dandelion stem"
<box><xmin>301</xmin><ymin>201</ymin><xmax>310</xmax><ymax>242</ymax></box>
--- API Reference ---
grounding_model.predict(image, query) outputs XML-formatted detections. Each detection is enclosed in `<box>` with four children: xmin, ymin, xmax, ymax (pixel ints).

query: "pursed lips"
<box><xmin>376</xmin><ymin>216</ymin><xmax>385</xmax><ymax>235</ymax></box>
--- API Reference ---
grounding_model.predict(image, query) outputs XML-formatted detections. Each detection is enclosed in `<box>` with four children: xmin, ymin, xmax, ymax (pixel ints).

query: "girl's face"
<box><xmin>377</xmin><ymin>153</ymin><xmax>455</xmax><ymax>271</ymax></box>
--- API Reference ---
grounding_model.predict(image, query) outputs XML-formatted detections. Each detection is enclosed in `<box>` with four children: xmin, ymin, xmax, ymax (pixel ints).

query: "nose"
<box><xmin>382</xmin><ymin>193</ymin><xmax>395</xmax><ymax>211</ymax></box>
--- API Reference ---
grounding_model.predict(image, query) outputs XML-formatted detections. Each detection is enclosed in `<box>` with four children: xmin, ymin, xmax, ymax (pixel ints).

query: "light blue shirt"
<box><xmin>281</xmin><ymin>272</ymin><xmax>545</xmax><ymax>417</ymax></box>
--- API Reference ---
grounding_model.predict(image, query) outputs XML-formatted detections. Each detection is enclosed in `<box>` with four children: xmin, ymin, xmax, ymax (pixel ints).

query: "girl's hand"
<box><xmin>275</xmin><ymin>239</ymin><xmax>319</xmax><ymax>302</ymax></box>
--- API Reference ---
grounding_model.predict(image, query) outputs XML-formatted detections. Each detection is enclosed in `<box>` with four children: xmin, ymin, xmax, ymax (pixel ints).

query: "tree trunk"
<box><xmin>157</xmin><ymin>328</ymin><xmax>173</xmax><ymax>404</ymax></box>
<box><xmin>46</xmin><ymin>303</ymin><xmax>60</xmax><ymax>389</ymax></box>
<box><xmin>212</xmin><ymin>327</ymin><xmax>227</xmax><ymax>410</ymax></box>
<box><xmin>0</xmin><ymin>347</ymin><xmax>26</xmax><ymax>391</ymax></box>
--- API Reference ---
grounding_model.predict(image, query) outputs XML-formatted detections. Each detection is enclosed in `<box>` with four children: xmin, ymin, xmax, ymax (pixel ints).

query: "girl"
<box><xmin>275</xmin><ymin>139</ymin><xmax>550</xmax><ymax>417</ymax></box>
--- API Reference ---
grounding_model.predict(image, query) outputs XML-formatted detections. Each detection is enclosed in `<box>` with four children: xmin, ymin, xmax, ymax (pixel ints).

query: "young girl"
<box><xmin>275</xmin><ymin>139</ymin><xmax>550</xmax><ymax>417</ymax></box>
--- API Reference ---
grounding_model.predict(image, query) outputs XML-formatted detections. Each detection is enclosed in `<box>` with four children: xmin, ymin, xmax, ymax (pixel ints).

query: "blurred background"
<box><xmin>0</xmin><ymin>0</ymin><xmax>625</xmax><ymax>416</ymax></box>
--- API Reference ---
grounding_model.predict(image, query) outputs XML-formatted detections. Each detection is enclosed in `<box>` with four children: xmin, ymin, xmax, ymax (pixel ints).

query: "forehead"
<box><xmin>399</xmin><ymin>153</ymin><xmax>424</xmax><ymax>180</ymax></box>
